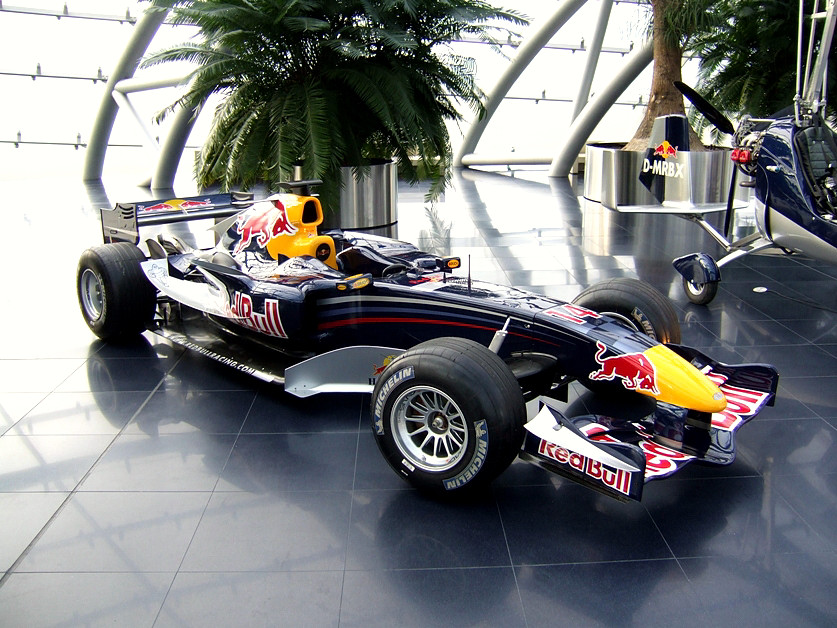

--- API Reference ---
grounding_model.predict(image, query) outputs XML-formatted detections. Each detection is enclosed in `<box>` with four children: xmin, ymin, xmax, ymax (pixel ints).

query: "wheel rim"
<box><xmin>80</xmin><ymin>268</ymin><xmax>104</xmax><ymax>321</ymax></box>
<box><xmin>685</xmin><ymin>280</ymin><xmax>706</xmax><ymax>296</ymax></box>
<box><xmin>390</xmin><ymin>386</ymin><xmax>468</xmax><ymax>473</ymax></box>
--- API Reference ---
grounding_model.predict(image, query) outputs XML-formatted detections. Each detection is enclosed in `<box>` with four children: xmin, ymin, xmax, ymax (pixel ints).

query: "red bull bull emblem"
<box><xmin>589</xmin><ymin>341</ymin><xmax>659</xmax><ymax>394</ymax></box>
<box><xmin>653</xmin><ymin>140</ymin><xmax>678</xmax><ymax>159</ymax></box>
<box><xmin>138</xmin><ymin>198</ymin><xmax>211</xmax><ymax>213</ymax></box>
<box><xmin>642</xmin><ymin>140</ymin><xmax>685</xmax><ymax>179</ymax></box>
<box><xmin>138</xmin><ymin>201</ymin><xmax>175</xmax><ymax>213</ymax></box>
<box><xmin>372</xmin><ymin>355</ymin><xmax>398</xmax><ymax>377</ymax></box>
<box><xmin>234</xmin><ymin>202</ymin><xmax>298</xmax><ymax>254</ymax></box>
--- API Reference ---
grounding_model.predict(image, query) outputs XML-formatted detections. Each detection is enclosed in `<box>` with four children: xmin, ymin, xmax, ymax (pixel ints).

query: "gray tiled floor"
<box><xmin>2</xmin><ymin>169</ymin><xmax>837</xmax><ymax>626</ymax></box>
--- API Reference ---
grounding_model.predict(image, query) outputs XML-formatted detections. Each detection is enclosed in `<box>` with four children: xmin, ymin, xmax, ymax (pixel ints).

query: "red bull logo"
<box><xmin>229</xmin><ymin>292</ymin><xmax>287</xmax><ymax>338</ymax></box>
<box><xmin>138</xmin><ymin>198</ymin><xmax>211</xmax><ymax>213</ymax></box>
<box><xmin>372</xmin><ymin>355</ymin><xmax>398</xmax><ymax>377</ymax></box>
<box><xmin>589</xmin><ymin>341</ymin><xmax>659</xmax><ymax>394</ymax></box>
<box><xmin>642</xmin><ymin>139</ymin><xmax>685</xmax><ymax>179</ymax></box>
<box><xmin>653</xmin><ymin>140</ymin><xmax>678</xmax><ymax>159</ymax></box>
<box><xmin>537</xmin><ymin>439</ymin><xmax>632</xmax><ymax>496</ymax></box>
<box><xmin>139</xmin><ymin>201</ymin><xmax>175</xmax><ymax>213</ymax></box>
<box><xmin>234</xmin><ymin>202</ymin><xmax>298</xmax><ymax>254</ymax></box>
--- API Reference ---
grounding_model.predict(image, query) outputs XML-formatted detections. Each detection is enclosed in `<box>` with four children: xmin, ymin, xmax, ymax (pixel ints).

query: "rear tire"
<box><xmin>77</xmin><ymin>243</ymin><xmax>156</xmax><ymax>341</ymax></box>
<box><xmin>573</xmin><ymin>277</ymin><xmax>681</xmax><ymax>344</ymax></box>
<box><xmin>372</xmin><ymin>337</ymin><xmax>525</xmax><ymax>493</ymax></box>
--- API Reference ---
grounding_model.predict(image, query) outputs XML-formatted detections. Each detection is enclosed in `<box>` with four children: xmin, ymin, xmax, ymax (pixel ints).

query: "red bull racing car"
<box><xmin>76</xmin><ymin>183</ymin><xmax>779</xmax><ymax>502</ymax></box>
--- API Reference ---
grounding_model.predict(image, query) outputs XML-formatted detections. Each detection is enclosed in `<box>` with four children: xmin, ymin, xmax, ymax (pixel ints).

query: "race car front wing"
<box><xmin>520</xmin><ymin>353</ymin><xmax>778</xmax><ymax>502</ymax></box>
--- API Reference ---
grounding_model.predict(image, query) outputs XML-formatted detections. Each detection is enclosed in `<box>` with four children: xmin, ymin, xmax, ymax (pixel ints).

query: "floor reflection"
<box><xmin>1</xmin><ymin>170</ymin><xmax>836</xmax><ymax>626</ymax></box>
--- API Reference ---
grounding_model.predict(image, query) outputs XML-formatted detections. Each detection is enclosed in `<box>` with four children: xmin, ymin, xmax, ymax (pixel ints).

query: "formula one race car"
<box><xmin>76</xmin><ymin>182</ymin><xmax>779</xmax><ymax>501</ymax></box>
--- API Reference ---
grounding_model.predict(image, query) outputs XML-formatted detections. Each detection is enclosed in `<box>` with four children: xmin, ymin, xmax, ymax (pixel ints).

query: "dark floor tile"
<box><xmin>778</xmin><ymin>376</ymin><xmax>837</xmax><ymax>418</ymax></box>
<box><xmin>496</xmin><ymin>484</ymin><xmax>671</xmax><ymax>565</ymax></box>
<box><xmin>79</xmin><ymin>432</ymin><xmax>236</xmax><ymax>492</ymax></box>
<box><xmin>125</xmin><ymin>389</ymin><xmax>254</xmax><ymax>436</ymax></box>
<box><xmin>644</xmin><ymin>476</ymin><xmax>821</xmax><ymax>559</ymax></box>
<box><xmin>680</xmin><ymin>554</ymin><xmax>837</xmax><ymax>626</ymax></box>
<box><xmin>217</xmin><ymin>432</ymin><xmax>358</xmax><ymax>492</ymax></box>
<box><xmin>756</xmin><ymin>388</ymin><xmax>819</xmax><ymax>420</ymax></box>
<box><xmin>16</xmin><ymin>491</ymin><xmax>209</xmax><ymax>573</ymax></box>
<box><xmin>179</xmin><ymin>491</ymin><xmax>351</xmax><ymax>572</ymax></box>
<box><xmin>352</xmin><ymin>430</ymin><xmax>413</xmax><ymax>490</ymax></box>
<box><xmin>0</xmin><ymin>434</ymin><xmax>114</xmax><ymax>492</ymax></box>
<box><xmin>516</xmin><ymin>560</ymin><xmax>706</xmax><ymax>627</ymax></box>
<box><xmin>789</xmin><ymin>318</ymin><xmax>837</xmax><ymax>344</ymax></box>
<box><xmin>736</xmin><ymin>417</ymin><xmax>837</xmax><ymax>476</ymax></box>
<box><xmin>166</xmin><ymin>351</ymin><xmax>262</xmax><ymax>391</ymax></box>
<box><xmin>340</xmin><ymin>567</ymin><xmax>525</xmax><ymax>627</ymax></box>
<box><xmin>241</xmin><ymin>390</ymin><xmax>363</xmax><ymax>434</ymax></box>
<box><xmin>346</xmin><ymin>489</ymin><xmax>509</xmax><ymax>570</ymax></box>
<box><xmin>0</xmin><ymin>572</ymin><xmax>174</xmax><ymax>627</ymax></box>
<box><xmin>9</xmin><ymin>391</ymin><xmax>148</xmax><ymax>436</ymax></box>
<box><xmin>0</xmin><ymin>393</ymin><xmax>48</xmax><ymax>435</ymax></box>
<box><xmin>696</xmin><ymin>318</ymin><xmax>807</xmax><ymax>347</ymax></box>
<box><xmin>774</xmin><ymin>472</ymin><xmax>837</xmax><ymax>550</ymax></box>
<box><xmin>0</xmin><ymin>493</ymin><xmax>68</xmax><ymax>573</ymax></box>
<box><xmin>157</xmin><ymin>571</ymin><xmax>343</xmax><ymax>627</ymax></box>
<box><xmin>735</xmin><ymin>344</ymin><xmax>837</xmax><ymax>378</ymax></box>
<box><xmin>56</xmin><ymin>357</ymin><xmax>166</xmax><ymax>393</ymax></box>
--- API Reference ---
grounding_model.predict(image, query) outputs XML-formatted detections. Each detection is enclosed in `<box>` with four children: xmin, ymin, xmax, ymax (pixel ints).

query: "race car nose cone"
<box><xmin>644</xmin><ymin>345</ymin><xmax>727</xmax><ymax>413</ymax></box>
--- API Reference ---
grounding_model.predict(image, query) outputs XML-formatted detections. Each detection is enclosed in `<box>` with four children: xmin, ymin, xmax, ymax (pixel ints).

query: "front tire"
<box><xmin>682</xmin><ymin>276</ymin><xmax>719</xmax><ymax>305</ymax></box>
<box><xmin>77</xmin><ymin>243</ymin><xmax>157</xmax><ymax>341</ymax></box>
<box><xmin>372</xmin><ymin>337</ymin><xmax>525</xmax><ymax>493</ymax></box>
<box><xmin>573</xmin><ymin>277</ymin><xmax>681</xmax><ymax>344</ymax></box>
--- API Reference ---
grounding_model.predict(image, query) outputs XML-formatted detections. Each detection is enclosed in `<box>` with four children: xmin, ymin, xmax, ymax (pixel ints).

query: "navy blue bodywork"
<box><xmin>754</xmin><ymin>116</ymin><xmax>837</xmax><ymax>253</ymax></box>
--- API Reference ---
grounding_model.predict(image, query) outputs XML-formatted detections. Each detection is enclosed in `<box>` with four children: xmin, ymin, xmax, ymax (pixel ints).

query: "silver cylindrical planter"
<box><xmin>584</xmin><ymin>143</ymin><xmax>738</xmax><ymax>210</ymax></box>
<box><xmin>337</xmin><ymin>160</ymin><xmax>398</xmax><ymax>231</ymax></box>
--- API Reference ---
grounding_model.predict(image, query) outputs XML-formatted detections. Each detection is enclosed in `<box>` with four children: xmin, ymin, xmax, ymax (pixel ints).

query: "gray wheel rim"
<box><xmin>80</xmin><ymin>268</ymin><xmax>104</xmax><ymax>321</ymax></box>
<box><xmin>686</xmin><ymin>280</ymin><xmax>707</xmax><ymax>296</ymax></box>
<box><xmin>391</xmin><ymin>386</ymin><xmax>468</xmax><ymax>472</ymax></box>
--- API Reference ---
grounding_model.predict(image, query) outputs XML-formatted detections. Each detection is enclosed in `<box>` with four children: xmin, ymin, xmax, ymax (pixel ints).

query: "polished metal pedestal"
<box><xmin>337</xmin><ymin>160</ymin><xmax>398</xmax><ymax>231</ymax></box>
<box><xmin>583</xmin><ymin>143</ymin><xmax>738</xmax><ymax>212</ymax></box>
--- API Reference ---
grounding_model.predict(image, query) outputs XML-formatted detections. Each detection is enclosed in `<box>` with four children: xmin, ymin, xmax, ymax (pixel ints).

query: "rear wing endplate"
<box><xmin>101</xmin><ymin>191</ymin><xmax>255</xmax><ymax>244</ymax></box>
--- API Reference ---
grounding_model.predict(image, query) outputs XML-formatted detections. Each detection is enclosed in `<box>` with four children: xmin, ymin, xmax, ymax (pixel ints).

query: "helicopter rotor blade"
<box><xmin>674</xmin><ymin>81</ymin><xmax>736</xmax><ymax>136</ymax></box>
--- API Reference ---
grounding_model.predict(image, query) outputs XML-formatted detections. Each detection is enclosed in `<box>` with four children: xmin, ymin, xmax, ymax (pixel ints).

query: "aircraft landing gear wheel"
<box><xmin>371</xmin><ymin>337</ymin><xmax>525</xmax><ymax>493</ymax></box>
<box><xmin>682</xmin><ymin>276</ymin><xmax>719</xmax><ymax>305</ymax></box>
<box><xmin>77</xmin><ymin>243</ymin><xmax>157</xmax><ymax>341</ymax></box>
<box><xmin>572</xmin><ymin>277</ymin><xmax>681</xmax><ymax>344</ymax></box>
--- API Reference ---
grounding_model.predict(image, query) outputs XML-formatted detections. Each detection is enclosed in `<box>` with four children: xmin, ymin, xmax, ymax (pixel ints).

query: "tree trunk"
<box><xmin>624</xmin><ymin>0</ymin><xmax>704</xmax><ymax>151</ymax></box>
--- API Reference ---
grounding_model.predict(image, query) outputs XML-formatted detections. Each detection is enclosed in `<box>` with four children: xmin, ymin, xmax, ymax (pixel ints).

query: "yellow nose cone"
<box><xmin>643</xmin><ymin>345</ymin><xmax>727</xmax><ymax>413</ymax></box>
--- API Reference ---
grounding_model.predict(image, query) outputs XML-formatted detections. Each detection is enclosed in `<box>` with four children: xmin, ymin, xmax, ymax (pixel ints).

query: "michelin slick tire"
<box><xmin>372</xmin><ymin>337</ymin><xmax>526</xmax><ymax>493</ymax></box>
<box><xmin>77</xmin><ymin>243</ymin><xmax>156</xmax><ymax>341</ymax></box>
<box><xmin>573</xmin><ymin>277</ymin><xmax>681</xmax><ymax>344</ymax></box>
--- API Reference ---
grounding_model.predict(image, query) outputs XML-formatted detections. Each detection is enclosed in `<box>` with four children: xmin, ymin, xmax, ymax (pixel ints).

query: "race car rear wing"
<box><xmin>100</xmin><ymin>191</ymin><xmax>255</xmax><ymax>245</ymax></box>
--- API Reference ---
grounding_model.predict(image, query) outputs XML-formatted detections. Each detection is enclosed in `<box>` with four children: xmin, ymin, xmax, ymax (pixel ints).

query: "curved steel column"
<box><xmin>571</xmin><ymin>0</ymin><xmax>612</xmax><ymax>121</ymax></box>
<box><xmin>454</xmin><ymin>0</ymin><xmax>588</xmax><ymax>167</ymax></box>
<box><xmin>152</xmin><ymin>101</ymin><xmax>201</xmax><ymax>190</ymax></box>
<box><xmin>82</xmin><ymin>4</ymin><xmax>168</xmax><ymax>181</ymax></box>
<box><xmin>549</xmin><ymin>39</ymin><xmax>653</xmax><ymax>178</ymax></box>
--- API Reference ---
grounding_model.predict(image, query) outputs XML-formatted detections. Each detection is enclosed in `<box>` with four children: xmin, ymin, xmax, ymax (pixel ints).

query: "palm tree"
<box><xmin>624</xmin><ymin>0</ymin><xmax>717</xmax><ymax>151</ymax></box>
<box><xmin>687</xmin><ymin>0</ymin><xmax>836</xmax><ymax>131</ymax></box>
<box><xmin>143</xmin><ymin>0</ymin><xmax>525</xmax><ymax>207</ymax></box>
